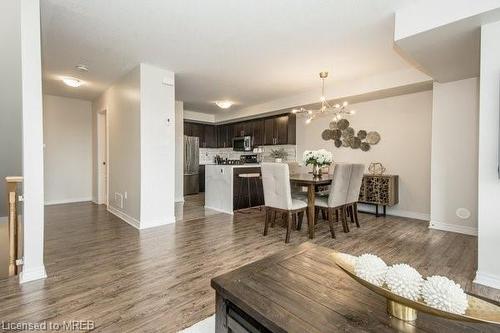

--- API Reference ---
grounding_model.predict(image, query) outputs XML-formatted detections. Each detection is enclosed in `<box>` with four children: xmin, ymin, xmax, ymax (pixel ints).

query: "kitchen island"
<box><xmin>205</xmin><ymin>164</ymin><xmax>263</xmax><ymax>214</ymax></box>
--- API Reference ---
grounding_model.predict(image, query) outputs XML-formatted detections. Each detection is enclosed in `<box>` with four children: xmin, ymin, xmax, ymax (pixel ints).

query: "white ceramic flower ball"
<box><xmin>385</xmin><ymin>264</ymin><xmax>423</xmax><ymax>301</ymax></box>
<box><xmin>354</xmin><ymin>254</ymin><xmax>388</xmax><ymax>287</ymax></box>
<box><xmin>421</xmin><ymin>275</ymin><xmax>468</xmax><ymax>314</ymax></box>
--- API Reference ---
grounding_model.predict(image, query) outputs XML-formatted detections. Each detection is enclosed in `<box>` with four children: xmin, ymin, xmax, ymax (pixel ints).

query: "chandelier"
<box><xmin>292</xmin><ymin>72</ymin><xmax>354</xmax><ymax>123</ymax></box>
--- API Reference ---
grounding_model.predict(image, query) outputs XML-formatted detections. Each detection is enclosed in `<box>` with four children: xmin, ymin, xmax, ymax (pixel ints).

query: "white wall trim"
<box><xmin>107</xmin><ymin>206</ymin><xmax>140</xmax><ymax>229</ymax></box>
<box><xmin>140</xmin><ymin>216</ymin><xmax>176</xmax><ymax>229</ymax></box>
<box><xmin>19</xmin><ymin>265</ymin><xmax>47</xmax><ymax>284</ymax></box>
<box><xmin>204</xmin><ymin>206</ymin><xmax>234</xmax><ymax>215</ymax></box>
<box><xmin>474</xmin><ymin>270</ymin><xmax>500</xmax><ymax>290</ymax></box>
<box><xmin>45</xmin><ymin>197</ymin><xmax>93</xmax><ymax>205</ymax></box>
<box><xmin>0</xmin><ymin>216</ymin><xmax>6</xmax><ymax>224</ymax></box>
<box><xmin>175</xmin><ymin>197</ymin><xmax>185</xmax><ymax>203</ymax></box>
<box><xmin>357</xmin><ymin>204</ymin><xmax>430</xmax><ymax>221</ymax></box>
<box><xmin>429</xmin><ymin>220</ymin><xmax>478</xmax><ymax>236</ymax></box>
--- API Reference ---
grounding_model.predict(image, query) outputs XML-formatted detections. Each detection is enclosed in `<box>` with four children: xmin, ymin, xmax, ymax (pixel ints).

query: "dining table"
<box><xmin>289</xmin><ymin>173</ymin><xmax>333</xmax><ymax>239</ymax></box>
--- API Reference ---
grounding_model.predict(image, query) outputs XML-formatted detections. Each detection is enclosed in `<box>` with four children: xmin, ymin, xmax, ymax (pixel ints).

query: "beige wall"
<box><xmin>43</xmin><ymin>95</ymin><xmax>93</xmax><ymax>204</ymax></box>
<box><xmin>0</xmin><ymin>0</ymin><xmax>22</xmax><ymax>218</ymax></box>
<box><xmin>93</xmin><ymin>67</ymin><xmax>141</xmax><ymax>222</ymax></box>
<box><xmin>297</xmin><ymin>90</ymin><xmax>433</xmax><ymax>219</ymax></box>
<box><xmin>475</xmin><ymin>21</ymin><xmax>500</xmax><ymax>289</ymax></box>
<box><xmin>430</xmin><ymin>78</ymin><xmax>479</xmax><ymax>235</ymax></box>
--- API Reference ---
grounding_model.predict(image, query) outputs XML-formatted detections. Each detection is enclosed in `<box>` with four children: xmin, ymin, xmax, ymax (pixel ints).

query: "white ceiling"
<box><xmin>41</xmin><ymin>0</ymin><xmax>417</xmax><ymax>114</ymax></box>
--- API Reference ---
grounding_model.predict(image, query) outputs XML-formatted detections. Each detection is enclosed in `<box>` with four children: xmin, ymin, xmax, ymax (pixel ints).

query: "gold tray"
<box><xmin>331</xmin><ymin>252</ymin><xmax>500</xmax><ymax>324</ymax></box>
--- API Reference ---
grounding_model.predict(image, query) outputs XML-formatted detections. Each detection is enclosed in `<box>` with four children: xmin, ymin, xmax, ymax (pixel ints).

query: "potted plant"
<box><xmin>270</xmin><ymin>148</ymin><xmax>288</xmax><ymax>163</ymax></box>
<box><xmin>303</xmin><ymin>149</ymin><xmax>333</xmax><ymax>177</ymax></box>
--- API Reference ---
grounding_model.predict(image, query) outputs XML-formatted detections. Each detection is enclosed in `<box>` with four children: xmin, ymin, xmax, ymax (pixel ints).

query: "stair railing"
<box><xmin>5</xmin><ymin>176</ymin><xmax>23</xmax><ymax>276</ymax></box>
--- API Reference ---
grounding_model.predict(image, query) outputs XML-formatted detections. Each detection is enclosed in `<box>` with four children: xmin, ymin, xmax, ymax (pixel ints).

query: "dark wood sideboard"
<box><xmin>211</xmin><ymin>243</ymin><xmax>500</xmax><ymax>333</ymax></box>
<box><xmin>359</xmin><ymin>174</ymin><xmax>399</xmax><ymax>217</ymax></box>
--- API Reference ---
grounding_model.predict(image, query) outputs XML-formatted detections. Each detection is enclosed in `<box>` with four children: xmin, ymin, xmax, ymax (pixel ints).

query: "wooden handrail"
<box><xmin>5</xmin><ymin>176</ymin><xmax>23</xmax><ymax>276</ymax></box>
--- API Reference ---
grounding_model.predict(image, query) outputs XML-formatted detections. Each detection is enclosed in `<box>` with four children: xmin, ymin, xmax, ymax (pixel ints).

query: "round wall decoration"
<box><xmin>321</xmin><ymin>129</ymin><xmax>332</xmax><ymax>140</ymax></box>
<box><xmin>321</xmin><ymin>120</ymin><xmax>380</xmax><ymax>152</ymax></box>
<box><xmin>351</xmin><ymin>137</ymin><xmax>361</xmax><ymax>149</ymax></box>
<box><xmin>332</xmin><ymin>129</ymin><xmax>342</xmax><ymax>140</ymax></box>
<box><xmin>337</xmin><ymin>119</ymin><xmax>350</xmax><ymax>130</ymax></box>
<box><xmin>366</xmin><ymin>131</ymin><xmax>381</xmax><ymax>144</ymax></box>
<box><xmin>342</xmin><ymin>127</ymin><xmax>355</xmax><ymax>138</ymax></box>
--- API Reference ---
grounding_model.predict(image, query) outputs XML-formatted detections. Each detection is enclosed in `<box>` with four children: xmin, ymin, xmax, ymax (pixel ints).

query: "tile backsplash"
<box><xmin>199</xmin><ymin>145</ymin><xmax>297</xmax><ymax>165</ymax></box>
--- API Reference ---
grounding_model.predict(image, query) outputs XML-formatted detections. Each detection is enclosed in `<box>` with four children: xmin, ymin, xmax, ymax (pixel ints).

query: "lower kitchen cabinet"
<box><xmin>199</xmin><ymin>165</ymin><xmax>205</xmax><ymax>192</ymax></box>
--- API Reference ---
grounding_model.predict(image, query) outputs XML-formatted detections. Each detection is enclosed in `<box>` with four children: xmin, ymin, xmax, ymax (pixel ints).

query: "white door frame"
<box><xmin>97</xmin><ymin>109</ymin><xmax>109</xmax><ymax>206</ymax></box>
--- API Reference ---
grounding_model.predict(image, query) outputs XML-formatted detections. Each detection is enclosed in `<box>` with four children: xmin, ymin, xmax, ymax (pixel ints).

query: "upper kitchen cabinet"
<box><xmin>216</xmin><ymin>124</ymin><xmax>232</xmax><ymax>148</ymax></box>
<box><xmin>251</xmin><ymin>119</ymin><xmax>265</xmax><ymax>146</ymax></box>
<box><xmin>203</xmin><ymin>125</ymin><xmax>217</xmax><ymax>148</ymax></box>
<box><xmin>184</xmin><ymin>122</ymin><xmax>217</xmax><ymax>148</ymax></box>
<box><xmin>185</xmin><ymin>113</ymin><xmax>295</xmax><ymax>149</ymax></box>
<box><xmin>263</xmin><ymin>114</ymin><xmax>296</xmax><ymax>145</ymax></box>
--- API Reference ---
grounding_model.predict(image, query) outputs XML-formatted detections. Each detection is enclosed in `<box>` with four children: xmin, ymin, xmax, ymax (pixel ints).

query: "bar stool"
<box><xmin>237</xmin><ymin>172</ymin><xmax>262</xmax><ymax>210</ymax></box>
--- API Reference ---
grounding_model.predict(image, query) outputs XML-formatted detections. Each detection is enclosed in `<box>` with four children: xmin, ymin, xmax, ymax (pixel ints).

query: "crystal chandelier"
<box><xmin>292</xmin><ymin>72</ymin><xmax>354</xmax><ymax>123</ymax></box>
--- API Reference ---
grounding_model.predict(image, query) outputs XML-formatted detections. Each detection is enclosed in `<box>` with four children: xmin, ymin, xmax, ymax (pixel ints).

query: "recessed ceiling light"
<box><xmin>215</xmin><ymin>100</ymin><xmax>233</xmax><ymax>109</ymax></box>
<box><xmin>75</xmin><ymin>64</ymin><xmax>89</xmax><ymax>72</ymax></box>
<box><xmin>62</xmin><ymin>77</ymin><xmax>83</xmax><ymax>88</ymax></box>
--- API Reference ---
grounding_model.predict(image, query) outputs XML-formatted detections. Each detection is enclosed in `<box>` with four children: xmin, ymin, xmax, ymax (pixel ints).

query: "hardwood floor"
<box><xmin>0</xmin><ymin>194</ymin><xmax>489</xmax><ymax>332</ymax></box>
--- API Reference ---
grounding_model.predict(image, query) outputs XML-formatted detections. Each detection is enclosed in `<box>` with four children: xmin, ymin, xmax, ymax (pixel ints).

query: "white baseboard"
<box><xmin>0</xmin><ymin>216</ymin><xmax>6</xmax><ymax>224</ymax></box>
<box><xmin>474</xmin><ymin>270</ymin><xmax>500</xmax><ymax>290</ymax></box>
<box><xmin>204</xmin><ymin>206</ymin><xmax>233</xmax><ymax>215</ymax></box>
<box><xmin>429</xmin><ymin>220</ymin><xmax>478</xmax><ymax>236</ymax></box>
<box><xmin>20</xmin><ymin>265</ymin><xmax>47</xmax><ymax>284</ymax></box>
<box><xmin>175</xmin><ymin>197</ymin><xmax>185</xmax><ymax>203</ymax></box>
<box><xmin>45</xmin><ymin>197</ymin><xmax>93</xmax><ymax>205</ymax></box>
<box><xmin>140</xmin><ymin>216</ymin><xmax>176</xmax><ymax>229</ymax></box>
<box><xmin>107</xmin><ymin>206</ymin><xmax>140</xmax><ymax>229</ymax></box>
<box><xmin>357</xmin><ymin>204</ymin><xmax>430</xmax><ymax>221</ymax></box>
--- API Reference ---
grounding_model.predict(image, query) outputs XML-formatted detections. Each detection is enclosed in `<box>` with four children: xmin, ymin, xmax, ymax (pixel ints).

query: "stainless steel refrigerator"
<box><xmin>183</xmin><ymin>136</ymin><xmax>200</xmax><ymax>195</ymax></box>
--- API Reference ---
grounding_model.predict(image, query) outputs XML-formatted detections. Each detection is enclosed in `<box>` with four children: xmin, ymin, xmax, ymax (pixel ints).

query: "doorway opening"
<box><xmin>97</xmin><ymin>109</ymin><xmax>108</xmax><ymax>206</ymax></box>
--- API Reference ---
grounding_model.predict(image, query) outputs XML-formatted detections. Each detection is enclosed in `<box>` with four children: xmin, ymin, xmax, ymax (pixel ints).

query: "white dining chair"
<box><xmin>287</xmin><ymin>161</ymin><xmax>307</xmax><ymax>198</ymax></box>
<box><xmin>345</xmin><ymin>163</ymin><xmax>365</xmax><ymax>228</ymax></box>
<box><xmin>314</xmin><ymin>163</ymin><xmax>352</xmax><ymax>238</ymax></box>
<box><xmin>261</xmin><ymin>162</ymin><xmax>308</xmax><ymax>243</ymax></box>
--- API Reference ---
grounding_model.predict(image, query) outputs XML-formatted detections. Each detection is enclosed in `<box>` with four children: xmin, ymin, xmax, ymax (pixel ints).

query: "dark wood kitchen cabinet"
<box><xmin>185</xmin><ymin>113</ymin><xmax>295</xmax><ymax>149</ymax></box>
<box><xmin>184</xmin><ymin>122</ymin><xmax>216</xmax><ymax>148</ymax></box>
<box><xmin>203</xmin><ymin>125</ymin><xmax>217</xmax><ymax>148</ymax></box>
<box><xmin>217</xmin><ymin>124</ymin><xmax>233</xmax><ymax>148</ymax></box>
<box><xmin>199</xmin><ymin>165</ymin><xmax>206</xmax><ymax>192</ymax></box>
<box><xmin>251</xmin><ymin>119</ymin><xmax>265</xmax><ymax>146</ymax></box>
<box><xmin>263</xmin><ymin>114</ymin><xmax>295</xmax><ymax>145</ymax></box>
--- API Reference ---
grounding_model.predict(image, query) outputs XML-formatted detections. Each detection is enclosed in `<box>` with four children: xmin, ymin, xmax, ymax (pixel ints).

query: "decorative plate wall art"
<box><xmin>321</xmin><ymin>119</ymin><xmax>381</xmax><ymax>152</ymax></box>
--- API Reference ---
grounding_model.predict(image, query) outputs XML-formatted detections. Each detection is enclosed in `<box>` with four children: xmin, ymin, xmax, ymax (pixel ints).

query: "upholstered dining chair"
<box><xmin>286</xmin><ymin>161</ymin><xmax>307</xmax><ymax>198</ymax></box>
<box><xmin>314</xmin><ymin>163</ymin><xmax>352</xmax><ymax>238</ymax></box>
<box><xmin>345</xmin><ymin>163</ymin><xmax>365</xmax><ymax>229</ymax></box>
<box><xmin>261</xmin><ymin>162</ymin><xmax>308</xmax><ymax>243</ymax></box>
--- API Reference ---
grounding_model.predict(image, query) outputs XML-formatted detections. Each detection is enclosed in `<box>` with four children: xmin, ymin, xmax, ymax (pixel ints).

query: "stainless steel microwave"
<box><xmin>233</xmin><ymin>136</ymin><xmax>252</xmax><ymax>151</ymax></box>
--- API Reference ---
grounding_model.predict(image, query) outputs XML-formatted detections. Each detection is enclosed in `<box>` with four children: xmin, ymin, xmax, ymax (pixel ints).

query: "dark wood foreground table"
<box><xmin>211</xmin><ymin>243</ymin><xmax>500</xmax><ymax>333</ymax></box>
<box><xmin>289</xmin><ymin>173</ymin><xmax>333</xmax><ymax>239</ymax></box>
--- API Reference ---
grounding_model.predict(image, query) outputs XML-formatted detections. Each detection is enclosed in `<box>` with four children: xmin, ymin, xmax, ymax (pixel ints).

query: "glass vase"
<box><xmin>312</xmin><ymin>164</ymin><xmax>322</xmax><ymax>178</ymax></box>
